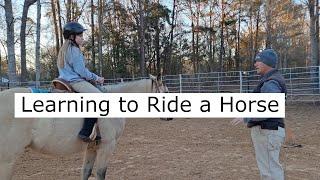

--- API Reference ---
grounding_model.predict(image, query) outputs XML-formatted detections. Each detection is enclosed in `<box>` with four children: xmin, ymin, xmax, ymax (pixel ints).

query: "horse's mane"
<box><xmin>101</xmin><ymin>79</ymin><xmax>152</xmax><ymax>93</ymax></box>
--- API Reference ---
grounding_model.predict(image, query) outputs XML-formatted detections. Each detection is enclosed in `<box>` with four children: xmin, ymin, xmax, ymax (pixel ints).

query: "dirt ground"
<box><xmin>12</xmin><ymin>105</ymin><xmax>320</xmax><ymax>180</ymax></box>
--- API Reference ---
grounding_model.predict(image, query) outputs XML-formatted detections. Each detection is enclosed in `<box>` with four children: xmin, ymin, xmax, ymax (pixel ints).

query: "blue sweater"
<box><xmin>58</xmin><ymin>46</ymin><xmax>98</xmax><ymax>82</ymax></box>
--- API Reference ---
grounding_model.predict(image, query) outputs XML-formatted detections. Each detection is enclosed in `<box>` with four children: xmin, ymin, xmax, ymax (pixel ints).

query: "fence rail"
<box><xmin>164</xmin><ymin>66</ymin><xmax>320</xmax><ymax>102</ymax></box>
<box><xmin>1</xmin><ymin>66</ymin><xmax>320</xmax><ymax>102</ymax></box>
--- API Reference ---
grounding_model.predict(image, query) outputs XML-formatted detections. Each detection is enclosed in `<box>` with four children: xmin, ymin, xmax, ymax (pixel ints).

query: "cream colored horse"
<box><xmin>0</xmin><ymin>76</ymin><xmax>167</xmax><ymax>180</ymax></box>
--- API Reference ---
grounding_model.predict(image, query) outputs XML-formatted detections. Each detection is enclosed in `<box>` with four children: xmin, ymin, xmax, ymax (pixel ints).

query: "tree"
<box><xmin>4</xmin><ymin>0</ymin><xmax>17</xmax><ymax>87</ymax></box>
<box><xmin>90</xmin><ymin>0</ymin><xmax>96</xmax><ymax>71</ymax></box>
<box><xmin>308</xmin><ymin>0</ymin><xmax>319</xmax><ymax>66</ymax></box>
<box><xmin>56</xmin><ymin>0</ymin><xmax>63</xmax><ymax>45</ymax></box>
<box><xmin>161</xmin><ymin>0</ymin><xmax>177</xmax><ymax>75</ymax></box>
<box><xmin>208</xmin><ymin>1</ymin><xmax>217</xmax><ymax>72</ymax></box>
<box><xmin>97</xmin><ymin>0</ymin><xmax>104</xmax><ymax>76</ymax></box>
<box><xmin>51</xmin><ymin>0</ymin><xmax>60</xmax><ymax>55</ymax></box>
<box><xmin>137</xmin><ymin>0</ymin><xmax>146</xmax><ymax>76</ymax></box>
<box><xmin>265</xmin><ymin>0</ymin><xmax>272</xmax><ymax>48</ymax></box>
<box><xmin>35</xmin><ymin>0</ymin><xmax>41</xmax><ymax>87</ymax></box>
<box><xmin>219</xmin><ymin>0</ymin><xmax>226</xmax><ymax>72</ymax></box>
<box><xmin>20</xmin><ymin>0</ymin><xmax>37</xmax><ymax>82</ymax></box>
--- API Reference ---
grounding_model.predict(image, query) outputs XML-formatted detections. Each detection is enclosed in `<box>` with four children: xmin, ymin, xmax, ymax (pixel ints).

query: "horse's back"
<box><xmin>0</xmin><ymin>88</ymin><xmax>30</xmax><ymax>119</ymax></box>
<box><xmin>0</xmin><ymin>87</ymin><xmax>31</xmax><ymax>95</ymax></box>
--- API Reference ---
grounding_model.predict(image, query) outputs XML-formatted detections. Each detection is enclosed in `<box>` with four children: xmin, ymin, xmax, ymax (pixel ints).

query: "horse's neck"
<box><xmin>102</xmin><ymin>79</ymin><xmax>152</xmax><ymax>93</ymax></box>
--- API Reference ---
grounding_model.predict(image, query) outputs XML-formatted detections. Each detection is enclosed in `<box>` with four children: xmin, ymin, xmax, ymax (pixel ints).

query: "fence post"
<box><xmin>197</xmin><ymin>73</ymin><xmax>200</xmax><ymax>93</ymax></box>
<box><xmin>289</xmin><ymin>68</ymin><xmax>293</xmax><ymax>96</ymax></box>
<box><xmin>318</xmin><ymin>66</ymin><xmax>320</xmax><ymax>94</ymax></box>
<box><xmin>217</xmin><ymin>72</ymin><xmax>220</xmax><ymax>92</ymax></box>
<box><xmin>239</xmin><ymin>71</ymin><xmax>243</xmax><ymax>93</ymax></box>
<box><xmin>179</xmin><ymin>74</ymin><xmax>182</xmax><ymax>93</ymax></box>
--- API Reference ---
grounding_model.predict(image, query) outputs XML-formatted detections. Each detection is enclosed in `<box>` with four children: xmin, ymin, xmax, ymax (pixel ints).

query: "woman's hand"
<box><xmin>96</xmin><ymin>76</ymin><xmax>104</xmax><ymax>84</ymax></box>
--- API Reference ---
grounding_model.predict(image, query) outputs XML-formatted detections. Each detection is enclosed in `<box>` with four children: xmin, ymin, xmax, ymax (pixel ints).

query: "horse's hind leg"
<box><xmin>81</xmin><ymin>143</ymin><xmax>97</xmax><ymax>180</ymax></box>
<box><xmin>0</xmin><ymin>159</ymin><xmax>15</xmax><ymax>180</ymax></box>
<box><xmin>95</xmin><ymin>140</ymin><xmax>116</xmax><ymax>180</ymax></box>
<box><xmin>0</xmin><ymin>142</ymin><xmax>29</xmax><ymax>180</ymax></box>
<box><xmin>0</xmin><ymin>145</ymin><xmax>27</xmax><ymax>180</ymax></box>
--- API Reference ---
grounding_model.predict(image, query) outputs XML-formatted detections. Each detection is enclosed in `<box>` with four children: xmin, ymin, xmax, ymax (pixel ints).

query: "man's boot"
<box><xmin>78</xmin><ymin>118</ymin><xmax>101</xmax><ymax>142</ymax></box>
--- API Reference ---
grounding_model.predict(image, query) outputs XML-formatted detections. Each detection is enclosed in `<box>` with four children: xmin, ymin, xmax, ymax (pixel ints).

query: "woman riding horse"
<box><xmin>57</xmin><ymin>22</ymin><xmax>104</xmax><ymax>142</ymax></box>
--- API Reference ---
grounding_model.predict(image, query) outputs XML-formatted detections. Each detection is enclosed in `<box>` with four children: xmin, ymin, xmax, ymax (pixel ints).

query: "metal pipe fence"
<box><xmin>164</xmin><ymin>66</ymin><xmax>320</xmax><ymax>102</ymax></box>
<box><xmin>1</xmin><ymin>66</ymin><xmax>320</xmax><ymax>102</ymax></box>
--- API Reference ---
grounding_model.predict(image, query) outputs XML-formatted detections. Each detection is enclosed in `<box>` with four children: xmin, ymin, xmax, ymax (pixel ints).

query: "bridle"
<box><xmin>151</xmin><ymin>78</ymin><xmax>162</xmax><ymax>93</ymax></box>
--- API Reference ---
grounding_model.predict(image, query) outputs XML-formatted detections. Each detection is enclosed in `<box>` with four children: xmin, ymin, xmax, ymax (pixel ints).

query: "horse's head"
<box><xmin>149</xmin><ymin>74</ymin><xmax>169</xmax><ymax>93</ymax></box>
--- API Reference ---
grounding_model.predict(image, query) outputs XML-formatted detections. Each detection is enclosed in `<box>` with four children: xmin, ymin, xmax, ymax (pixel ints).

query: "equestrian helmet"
<box><xmin>63</xmin><ymin>22</ymin><xmax>87</xmax><ymax>39</ymax></box>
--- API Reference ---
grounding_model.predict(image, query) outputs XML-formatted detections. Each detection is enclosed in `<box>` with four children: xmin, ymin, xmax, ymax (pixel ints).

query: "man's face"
<box><xmin>254</xmin><ymin>61</ymin><xmax>272</xmax><ymax>75</ymax></box>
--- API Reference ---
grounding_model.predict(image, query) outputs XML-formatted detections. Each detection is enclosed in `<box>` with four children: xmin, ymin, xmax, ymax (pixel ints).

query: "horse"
<box><xmin>0</xmin><ymin>75</ymin><xmax>167</xmax><ymax>180</ymax></box>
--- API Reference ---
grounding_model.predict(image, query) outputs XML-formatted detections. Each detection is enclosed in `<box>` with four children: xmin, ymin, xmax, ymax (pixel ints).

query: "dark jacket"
<box><xmin>246</xmin><ymin>69</ymin><xmax>286</xmax><ymax>130</ymax></box>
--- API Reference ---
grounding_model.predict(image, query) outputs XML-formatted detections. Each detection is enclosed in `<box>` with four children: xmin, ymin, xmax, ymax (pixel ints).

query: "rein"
<box><xmin>151</xmin><ymin>78</ymin><xmax>161</xmax><ymax>93</ymax></box>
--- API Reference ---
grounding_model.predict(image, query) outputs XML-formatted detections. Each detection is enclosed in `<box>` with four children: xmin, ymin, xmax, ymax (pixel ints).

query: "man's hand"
<box><xmin>96</xmin><ymin>77</ymin><xmax>104</xmax><ymax>84</ymax></box>
<box><xmin>231</xmin><ymin>118</ymin><xmax>244</xmax><ymax>126</ymax></box>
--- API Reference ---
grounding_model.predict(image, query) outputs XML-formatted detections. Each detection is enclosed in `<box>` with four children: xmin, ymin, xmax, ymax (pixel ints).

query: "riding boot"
<box><xmin>78</xmin><ymin>118</ymin><xmax>101</xmax><ymax>142</ymax></box>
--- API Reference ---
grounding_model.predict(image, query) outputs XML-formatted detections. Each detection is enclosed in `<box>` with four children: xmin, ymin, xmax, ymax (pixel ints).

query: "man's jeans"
<box><xmin>251</xmin><ymin>126</ymin><xmax>285</xmax><ymax>180</ymax></box>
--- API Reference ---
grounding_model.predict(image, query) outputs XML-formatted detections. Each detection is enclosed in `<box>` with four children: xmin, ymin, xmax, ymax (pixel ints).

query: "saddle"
<box><xmin>52</xmin><ymin>78</ymin><xmax>76</xmax><ymax>93</ymax></box>
<box><xmin>51</xmin><ymin>78</ymin><xmax>97</xmax><ymax>93</ymax></box>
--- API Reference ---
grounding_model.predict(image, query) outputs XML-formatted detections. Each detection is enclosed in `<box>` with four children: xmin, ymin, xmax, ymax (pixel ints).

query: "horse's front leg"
<box><xmin>95</xmin><ymin>140</ymin><xmax>116</xmax><ymax>180</ymax></box>
<box><xmin>81</xmin><ymin>142</ymin><xmax>97</xmax><ymax>180</ymax></box>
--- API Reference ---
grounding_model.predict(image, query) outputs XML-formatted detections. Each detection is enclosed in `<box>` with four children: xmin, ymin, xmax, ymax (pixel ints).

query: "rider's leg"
<box><xmin>70</xmin><ymin>81</ymin><xmax>102</xmax><ymax>142</ymax></box>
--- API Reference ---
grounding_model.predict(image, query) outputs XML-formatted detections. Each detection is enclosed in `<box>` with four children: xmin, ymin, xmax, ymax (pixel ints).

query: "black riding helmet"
<box><xmin>63</xmin><ymin>22</ymin><xmax>87</xmax><ymax>40</ymax></box>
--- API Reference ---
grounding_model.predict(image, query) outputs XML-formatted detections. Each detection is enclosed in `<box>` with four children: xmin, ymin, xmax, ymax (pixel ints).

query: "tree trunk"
<box><xmin>265</xmin><ymin>0</ymin><xmax>272</xmax><ymax>48</ymax></box>
<box><xmin>56</xmin><ymin>0</ymin><xmax>63</xmax><ymax>45</ymax></box>
<box><xmin>249</xmin><ymin>9</ymin><xmax>254</xmax><ymax>68</ymax></box>
<box><xmin>308</xmin><ymin>0</ymin><xmax>319</xmax><ymax>93</ymax></box>
<box><xmin>51</xmin><ymin>0</ymin><xmax>60</xmax><ymax>55</ymax></box>
<box><xmin>254</xmin><ymin>5</ymin><xmax>261</xmax><ymax>60</ymax></box>
<box><xmin>35</xmin><ymin>0</ymin><xmax>41</xmax><ymax>87</ymax></box>
<box><xmin>208</xmin><ymin>4</ymin><xmax>214</xmax><ymax>71</ymax></box>
<box><xmin>191</xmin><ymin>21</ymin><xmax>196</xmax><ymax>73</ymax></box>
<box><xmin>166</xmin><ymin>0</ymin><xmax>176</xmax><ymax>75</ymax></box>
<box><xmin>67</xmin><ymin>0</ymin><xmax>71</xmax><ymax>22</ymax></box>
<box><xmin>155</xmin><ymin>19</ymin><xmax>160</xmax><ymax>75</ymax></box>
<box><xmin>138</xmin><ymin>0</ymin><xmax>146</xmax><ymax>76</ymax></box>
<box><xmin>235</xmin><ymin>0</ymin><xmax>241</xmax><ymax>71</ymax></box>
<box><xmin>91</xmin><ymin>0</ymin><xmax>95</xmax><ymax>71</ymax></box>
<box><xmin>20</xmin><ymin>0</ymin><xmax>37</xmax><ymax>82</ymax></box>
<box><xmin>308</xmin><ymin>0</ymin><xmax>319</xmax><ymax>66</ymax></box>
<box><xmin>316</xmin><ymin>0</ymin><xmax>319</xmax><ymax>66</ymax></box>
<box><xmin>98</xmin><ymin>0</ymin><xmax>103</xmax><ymax>76</ymax></box>
<box><xmin>219</xmin><ymin>0</ymin><xmax>225</xmax><ymax>72</ymax></box>
<box><xmin>5</xmin><ymin>0</ymin><xmax>18</xmax><ymax>87</ymax></box>
<box><xmin>195</xmin><ymin>1</ymin><xmax>200</xmax><ymax>73</ymax></box>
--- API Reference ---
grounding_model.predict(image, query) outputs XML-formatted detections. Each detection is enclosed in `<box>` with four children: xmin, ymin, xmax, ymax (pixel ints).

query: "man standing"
<box><xmin>232</xmin><ymin>49</ymin><xmax>286</xmax><ymax>180</ymax></box>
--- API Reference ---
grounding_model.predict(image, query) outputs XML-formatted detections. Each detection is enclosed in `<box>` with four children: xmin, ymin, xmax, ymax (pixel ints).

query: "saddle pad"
<box><xmin>29</xmin><ymin>87</ymin><xmax>50</xmax><ymax>93</ymax></box>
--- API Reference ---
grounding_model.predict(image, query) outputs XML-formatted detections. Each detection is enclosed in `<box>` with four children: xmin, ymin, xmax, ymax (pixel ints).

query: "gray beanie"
<box><xmin>255</xmin><ymin>49</ymin><xmax>278</xmax><ymax>68</ymax></box>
